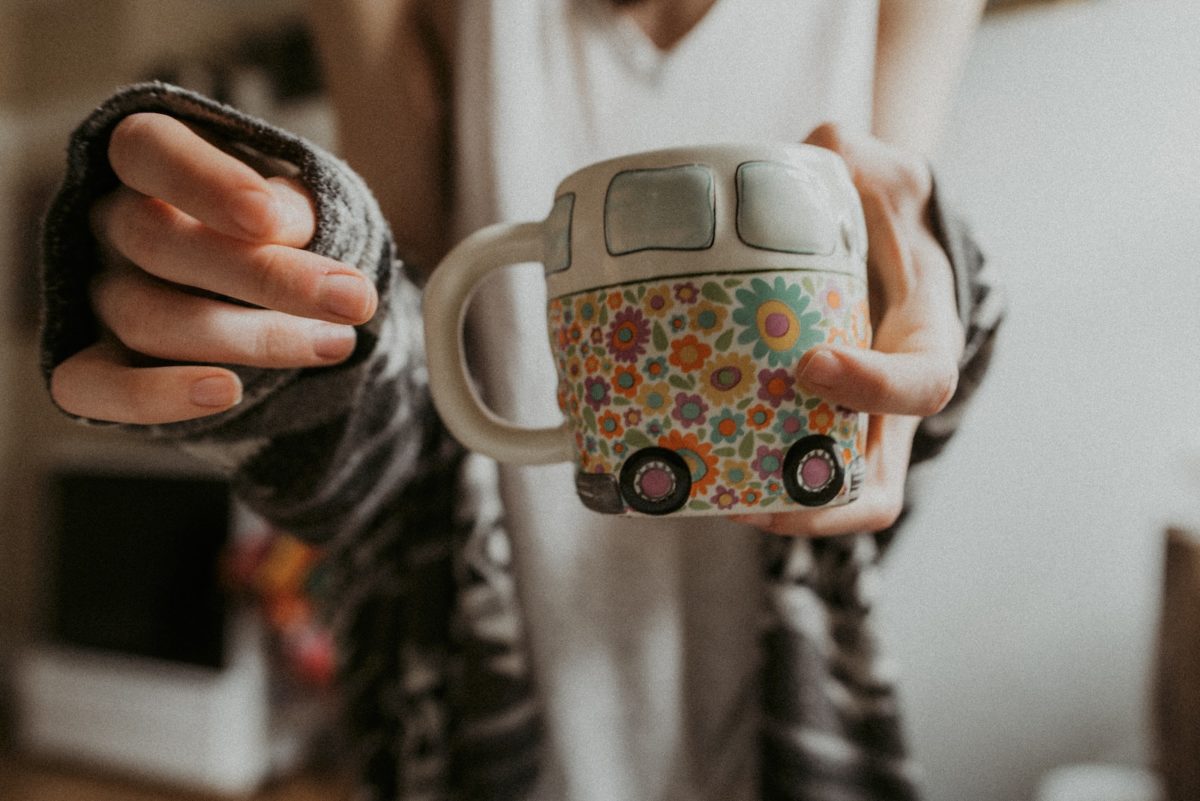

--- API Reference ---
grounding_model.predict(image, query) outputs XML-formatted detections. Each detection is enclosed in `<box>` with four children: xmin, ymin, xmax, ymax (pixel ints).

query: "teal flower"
<box><xmin>709</xmin><ymin>410</ymin><xmax>746</xmax><ymax>444</ymax></box>
<box><xmin>732</xmin><ymin>276</ymin><xmax>824</xmax><ymax>367</ymax></box>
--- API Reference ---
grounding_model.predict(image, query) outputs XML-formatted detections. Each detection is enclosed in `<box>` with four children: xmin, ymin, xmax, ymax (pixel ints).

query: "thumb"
<box><xmin>796</xmin><ymin>346</ymin><xmax>958</xmax><ymax>417</ymax></box>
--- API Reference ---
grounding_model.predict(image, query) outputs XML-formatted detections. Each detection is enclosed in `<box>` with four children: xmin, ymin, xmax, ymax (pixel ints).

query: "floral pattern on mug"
<box><xmin>547</xmin><ymin>271</ymin><xmax>870</xmax><ymax>514</ymax></box>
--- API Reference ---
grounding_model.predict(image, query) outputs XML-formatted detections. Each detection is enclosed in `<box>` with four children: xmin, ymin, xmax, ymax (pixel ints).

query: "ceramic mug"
<box><xmin>423</xmin><ymin>143</ymin><xmax>871</xmax><ymax>516</ymax></box>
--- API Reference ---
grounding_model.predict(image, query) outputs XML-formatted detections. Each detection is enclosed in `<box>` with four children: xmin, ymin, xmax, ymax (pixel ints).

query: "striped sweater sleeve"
<box><xmin>39</xmin><ymin>82</ymin><xmax>449</xmax><ymax>546</ymax></box>
<box><xmin>910</xmin><ymin>176</ymin><xmax>1006</xmax><ymax>466</ymax></box>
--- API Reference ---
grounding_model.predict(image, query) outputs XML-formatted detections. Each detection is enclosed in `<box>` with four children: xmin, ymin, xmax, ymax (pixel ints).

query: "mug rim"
<box><xmin>553</xmin><ymin>141</ymin><xmax>840</xmax><ymax>196</ymax></box>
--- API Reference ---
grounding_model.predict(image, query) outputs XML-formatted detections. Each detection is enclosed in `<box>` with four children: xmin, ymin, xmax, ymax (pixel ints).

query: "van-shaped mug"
<box><xmin>424</xmin><ymin>143</ymin><xmax>871</xmax><ymax>516</ymax></box>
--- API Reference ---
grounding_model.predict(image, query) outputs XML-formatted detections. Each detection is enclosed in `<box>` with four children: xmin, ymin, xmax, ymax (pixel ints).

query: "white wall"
<box><xmin>877</xmin><ymin>2</ymin><xmax>1200</xmax><ymax>800</ymax></box>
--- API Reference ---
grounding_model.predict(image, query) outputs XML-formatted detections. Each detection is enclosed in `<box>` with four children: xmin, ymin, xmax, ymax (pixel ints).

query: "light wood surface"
<box><xmin>0</xmin><ymin>755</ymin><xmax>354</xmax><ymax>801</ymax></box>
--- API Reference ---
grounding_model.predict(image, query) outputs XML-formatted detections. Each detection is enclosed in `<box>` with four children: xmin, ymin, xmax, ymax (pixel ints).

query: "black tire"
<box><xmin>782</xmin><ymin>435</ymin><xmax>844</xmax><ymax>507</ymax></box>
<box><xmin>619</xmin><ymin>447</ymin><xmax>692</xmax><ymax>515</ymax></box>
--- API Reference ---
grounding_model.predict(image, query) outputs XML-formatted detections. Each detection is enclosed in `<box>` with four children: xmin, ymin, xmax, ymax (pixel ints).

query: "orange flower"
<box><xmin>740</xmin><ymin>487</ymin><xmax>762</xmax><ymax>506</ymax></box>
<box><xmin>851</xmin><ymin>300</ymin><xmax>872</xmax><ymax>348</ymax></box>
<box><xmin>598</xmin><ymin>410</ymin><xmax>624</xmax><ymax>439</ymax></box>
<box><xmin>658</xmin><ymin>430</ymin><xmax>719</xmax><ymax>495</ymax></box>
<box><xmin>668</xmin><ymin>335</ymin><xmax>712</xmax><ymax>373</ymax></box>
<box><xmin>612</xmin><ymin>364</ymin><xmax>643</xmax><ymax>397</ymax></box>
<box><xmin>607</xmin><ymin>290</ymin><xmax>625</xmax><ymax>310</ymax></box>
<box><xmin>826</xmin><ymin>326</ymin><xmax>851</xmax><ymax>346</ymax></box>
<box><xmin>645</xmin><ymin>357</ymin><xmax>670</xmax><ymax>380</ymax></box>
<box><xmin>808</xmin><ymin>402</ymin><xmax>836</xmax><ymax>434</ymax></box>
<box><xmin>585</xmin><ymin>355</ymin><xmax>600</xmax><ymax>374</ymax></box>
<box><xmin>746</xmin><ymin>404</ymin><xmax>774</xmax><ymax>430</ymax></box>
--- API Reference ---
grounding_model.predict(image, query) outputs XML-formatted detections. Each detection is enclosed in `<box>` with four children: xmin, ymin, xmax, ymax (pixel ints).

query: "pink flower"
<box><xmin>584</xmin><ymin>376</ymin><xmax>610</xmax><ymax>410</ymax></box>
<box><xmin>608</xmin><ymin>307</ymin><xmax>650</xmax><ymax>363</ymax></box>
<box><xmin>711</xmin><ymin>485</ymin><xmax>739</xmax><ymax>510</ymax></box>
<box><xmin>757</xmin><ymin>368</ymin><xmax>796</xmax><ymax>408</ymax></box>
<box><xmin>751</xmin><ymin>445</ymin><xmax>784</xmax><ymax>480</ymax></box>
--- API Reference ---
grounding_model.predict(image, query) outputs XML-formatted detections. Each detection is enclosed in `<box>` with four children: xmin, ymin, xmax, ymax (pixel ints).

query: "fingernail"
<box><xmin>269</xmin><ymin>180</ymin><xmax>316</xmax><ymax>245</ymax></box>
<box><xmin>312</xmin><ymin>324</ymin><xmax>357</xmax><ymax>361</ymax></box>
<box><xmin>319</xmin><ymin>274</ymin><xmax>372</xmax><ymax>321</ymax></box>
<box><xmin>190</xmin><ymin>375</ymin><xmax>242</xmax><ymax>408</ymax></box>
<box><xmin>798</xmin><ymin>350</ymin><xmax>840</xmax><ymax>388</ymax></box>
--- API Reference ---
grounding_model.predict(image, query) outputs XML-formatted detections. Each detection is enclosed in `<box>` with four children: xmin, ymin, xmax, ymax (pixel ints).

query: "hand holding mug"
<box><xmin>424</xmin><ymin>142</ymin><xmax>872</xmax><ymax>517</ymax></box>
<box><xmin>737</xmin><ymin>124</ymin><xmax>965</xmax><ymax>536</ymax></box>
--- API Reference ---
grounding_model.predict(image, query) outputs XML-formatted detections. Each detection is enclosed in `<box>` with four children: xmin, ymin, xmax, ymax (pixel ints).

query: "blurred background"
<box><xmin>0</xmin><ymin>1</ymin><xmax>1197</xmax><ymax>800</ymax></box>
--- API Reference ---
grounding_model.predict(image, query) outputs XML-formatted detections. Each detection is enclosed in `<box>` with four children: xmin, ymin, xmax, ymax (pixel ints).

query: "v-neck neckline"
<box><xmin>604</xmin><ymin>0</ymin><xmax>727</xmax><ymax>72</ymax></box>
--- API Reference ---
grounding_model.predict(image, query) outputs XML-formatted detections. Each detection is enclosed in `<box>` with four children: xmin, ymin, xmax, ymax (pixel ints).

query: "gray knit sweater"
<box><xmin>41</xmin><ymin>83</ymin><xmax>1004</xmax><ymax>801</ymax></box>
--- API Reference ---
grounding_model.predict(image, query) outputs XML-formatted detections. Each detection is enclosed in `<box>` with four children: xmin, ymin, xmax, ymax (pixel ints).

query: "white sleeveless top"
<box><xmin>451</xmin><ymin>2</ymin><xmax>879</xmax><ymax>798</ymax></box>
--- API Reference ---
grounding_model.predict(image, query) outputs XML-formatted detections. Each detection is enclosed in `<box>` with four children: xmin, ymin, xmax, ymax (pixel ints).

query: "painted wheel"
<box><xmin>619</xmin><ymin>447</ymin><xmax>692</xmax><ymax>516</ymax></box>
<box><xmin>782</xmin><ymin>435</ymin><xmax>844</xmax><ymax>507</ymax></box>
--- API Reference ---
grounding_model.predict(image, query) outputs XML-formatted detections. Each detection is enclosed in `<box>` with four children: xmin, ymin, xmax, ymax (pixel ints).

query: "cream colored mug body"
<box><xmin>424</xmin><ymin>143</ymin><xmax>870</xmax><ymax>516</ymax></box>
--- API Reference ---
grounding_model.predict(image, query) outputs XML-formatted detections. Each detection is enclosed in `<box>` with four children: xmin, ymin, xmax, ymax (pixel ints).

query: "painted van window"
<box><xmin>544</xmin><ymin>193</ymin><xmax>575</xmax><ymax>275</ymax></box>
<box><xmin>736</xmin><ymin>161</ymin><xmax>838</xmax><ymax>255</ymax></box>
<box><xmin>604</xmin><ymin>165</ymin><xmax>716</xmax><ymax>256</ymax></box>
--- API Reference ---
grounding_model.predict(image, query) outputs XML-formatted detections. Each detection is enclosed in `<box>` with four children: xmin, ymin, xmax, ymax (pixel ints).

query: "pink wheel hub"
<box><xmin>799</xmin><ymin>452</ymin><xmax>834</xmax><ymax>490</ymax></box>
<box><xmin>637</xmin><ymin>464</ymin><xmax>675</xmax><ymax>500</ymax></box>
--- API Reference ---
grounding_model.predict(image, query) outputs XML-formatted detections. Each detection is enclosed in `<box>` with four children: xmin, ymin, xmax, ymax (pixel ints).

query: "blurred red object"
<box><xmin>226</xmin><ymin>527</ymin><xmax>336</xmax><ymax>688</ymax></box>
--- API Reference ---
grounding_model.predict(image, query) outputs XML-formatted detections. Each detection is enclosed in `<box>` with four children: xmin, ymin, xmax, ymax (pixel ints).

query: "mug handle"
<box><xmin>423</xmin><ymin>220</ymin><xmax>576</xmax><ymax>465</ymax></box>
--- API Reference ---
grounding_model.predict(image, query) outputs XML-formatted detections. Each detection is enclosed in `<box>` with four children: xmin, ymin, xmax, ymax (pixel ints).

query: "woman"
<box><xmin>43</xmin><ymin>1</ymin><xmax>1000</xmax><ymax>798</ymax></box>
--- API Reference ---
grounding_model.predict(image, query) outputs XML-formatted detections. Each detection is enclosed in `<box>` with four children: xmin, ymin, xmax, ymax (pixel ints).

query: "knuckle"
<box><xmin>251</xmin><ymin>245</ymin><xmax>304</xmax><ymax>311</ymax></box>
<box><xmin>87</xmin><ymin>266</ymin><xmax>118</xmax><ymax>311</ymax></box>
<box><xmin>806</xmin><ymin>122</ymin><xmax>847</xmax><ymax>154</ymax></box>
<box><xmin>109</xmin><ymin>196</ymin><xmax>172</xmax><ymax>266</ymax></box>
<box><xmin>247</xmin><ymin>321</ymin><xmax>302</xmax><ymax>366</ymax></box>
<box><xmin>912</xmin><ymin>359</ymin><xmax>960</xmax><ymax>417</ymax></box>
<box><xmin>860</xmin><ymin>366</ymin><xmax>896</xmax><ymax>408</ymax></box>
<box><xmin>253</xmin><ymin>321</ymin><xmax>299</xmax><ymax>365</ymax></box>
<box><xmin>95</xmin><ymin>274</ymin><xmax>150</xmax><ymax>349</ymax></box>
<box><xmin>882</xmin><ymin>152</ymin><xmax>932</xmax><ymax>212</ymax></box>
<box><xmin>864</xmin><ymin>499</ymin><xmax>904</xmax><ymax>533</ymax></box>
<box><xmin>894</xmin><ymin>152</ymin><xmax>933</xmax><ymax>199</ymax></box>
<box><xmin>89</xmin><ymin>270</ymin><xmax>132</xmax><ymax>332</ymax></box>
<box><xmin>96</xmin><ymin>274</ymin><xmax>185</xmax><ymax>363</ymax></box>
<box><xmin>922</xmin><ymin>362</ymin><xmax>959</xmax><ymax>416</ymax></box>
<box><xmin>842</xmin><ymin>140</ymin><xmax>931</xmax><ymax>218</ymax></box>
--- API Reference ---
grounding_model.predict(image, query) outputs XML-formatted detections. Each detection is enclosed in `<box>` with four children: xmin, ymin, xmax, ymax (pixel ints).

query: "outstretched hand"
<box><xmin>50</xmin><ymin>113</ymin><xmax>378</xmax><ymax>425</ymax></box>
<box><xmin>735</xmin><ymin>123</ymin><xmax>964</xmax><ymax>536</ymax></box>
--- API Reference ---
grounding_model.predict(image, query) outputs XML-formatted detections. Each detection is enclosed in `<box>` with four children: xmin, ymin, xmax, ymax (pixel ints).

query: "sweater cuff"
<box><xmin>40</xmin><ymin>81</ymin><xmax>394</xmax><ymax>437</ymax></box>
<box><xmin>909</xmin><ymin>172</ymin><xmax>1006</xmax><ymax>466</ymax></box>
